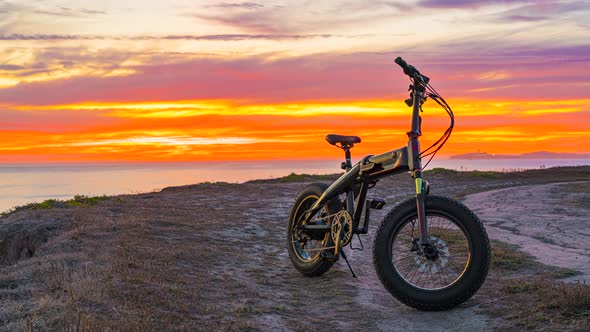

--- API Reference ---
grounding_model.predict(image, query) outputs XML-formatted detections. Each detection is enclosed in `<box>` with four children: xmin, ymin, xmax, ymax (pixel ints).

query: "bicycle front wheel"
<box><xmin>373</xmin><ymin>195</ymin><xmax>490</xmax><ymax>311</ymax></box>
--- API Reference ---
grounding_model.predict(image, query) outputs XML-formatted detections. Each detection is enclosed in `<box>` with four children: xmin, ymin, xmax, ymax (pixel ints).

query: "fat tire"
<box><xmin>287</xmin><ymin>183</ymin><xmax>342</xmax><ymax>277</ymax></box>
<box><xmin>373</xmin><ymin>195</ymin><xmax>491</xmax><ymax>311</ymax></box>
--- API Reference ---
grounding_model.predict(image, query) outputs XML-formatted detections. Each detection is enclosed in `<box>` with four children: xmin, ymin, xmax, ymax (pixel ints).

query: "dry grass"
<box><xmin>497</xmin><ymin>279</ymin><xmax>589</xmax><ymax>329</ymax></box>
<box><xmin>491</xmin><ymin>240</ymin><xmax>535</xmax><ymax>271</ymax></box>
<box><xmin>0</xmin><ymin>195</ymin><xmax>111</xmax><ymax>217</ymax></box>
<box><xmin>479</xmin><ymin>240</ymin><xmax>589</xmax><ymax>330</ymax></box>
<box><xmin>248</xmin><ymin>172</ymin><xmax>340</xmax><ymax>183</ymax></box>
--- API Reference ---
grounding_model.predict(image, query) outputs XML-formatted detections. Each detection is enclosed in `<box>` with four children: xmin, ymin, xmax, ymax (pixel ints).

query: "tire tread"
<box><xmin>372</xmin><ymin>195</ymin><xmax>491</xmax><ymax>311</ymax></box>
<box><xmin>287</xmin><ymin>183</ymin><xmax>342</xmax><ymax>277</ymax></box>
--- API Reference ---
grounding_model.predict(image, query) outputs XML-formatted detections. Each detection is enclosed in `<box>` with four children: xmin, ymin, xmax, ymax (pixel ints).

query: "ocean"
<box><xmin>2</xmin><ymin>158</ymin><xmax>589</xmax><ymax>212</ymax></box>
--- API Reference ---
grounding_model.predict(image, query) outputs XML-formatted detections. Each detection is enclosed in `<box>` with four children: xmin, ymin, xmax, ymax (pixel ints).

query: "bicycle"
<box><xmin>286</xmin><ymin>57</ymin><xmax>491</xmax><ymax>311</ymax></box>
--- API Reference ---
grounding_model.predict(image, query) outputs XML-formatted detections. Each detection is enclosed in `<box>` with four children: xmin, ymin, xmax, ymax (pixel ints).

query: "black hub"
<box><xmin>411</xmin><ymin>238</ymin><xmax>439</xmax><ymax>260</ymax></box>
<box><xmin>422</xmin><ymin>243</ymin><xmax>439</xmax><ymax>261</ymax></box>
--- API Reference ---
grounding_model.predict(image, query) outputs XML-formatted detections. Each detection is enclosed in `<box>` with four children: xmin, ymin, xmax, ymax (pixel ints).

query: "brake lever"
<box><xmin>415</xmin><ymin>74</ymin><xmax>430</xmax><ymax>86</ymax></box>
<box><xmin>405</xmin><ymin>84</ymin><xmax>414</xmax><ymax>107</ymax></box>
<box><xmin>405</xmin><ymin>98</ymin><xmax>413</xmax><ymax>107</ymax></box>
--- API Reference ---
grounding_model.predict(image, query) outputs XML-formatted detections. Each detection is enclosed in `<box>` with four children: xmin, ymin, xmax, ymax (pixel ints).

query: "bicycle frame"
<box><xmin>302</xmin><ymin>77</ymin><xmax>432</xmax><ymax>244</ymax></box>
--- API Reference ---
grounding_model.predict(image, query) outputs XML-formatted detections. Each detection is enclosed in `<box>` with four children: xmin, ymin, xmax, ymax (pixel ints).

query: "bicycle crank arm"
<box><xmin>333</xmin><ymin>225</ymin><xmax>342</xmax><ymax>255</ymax></box>
<box><xmin>302</xmin><ymin>224</ymin><xmax>331</xmax><ymax>233</ymax></box>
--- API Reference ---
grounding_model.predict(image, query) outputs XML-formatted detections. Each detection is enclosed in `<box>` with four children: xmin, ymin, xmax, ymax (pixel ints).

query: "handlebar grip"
<box><xmin>394</xmin><ymin>56</ymin><xmax>417</xmax><ymax>77</ymax></box>
<box><xmin>394</xmin><ymin>57</ymin><xmax>408</xmax><ymax>70</ymax></box>
<box><xmin>394</xmin><ymin>56</ymin><xmax>430</xmax><ymax>84</ymax></box>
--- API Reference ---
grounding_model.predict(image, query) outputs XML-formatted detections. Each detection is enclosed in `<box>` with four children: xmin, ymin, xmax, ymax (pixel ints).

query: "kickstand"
<box><xmin>350</xmin><ymin>234</ymin><xmax>364</xmax><ymax>251</ymax></box>
<box><xmin>340</xmin><ymin>249</ymin><xmax>357</xmax><ymax>278</ymax></box>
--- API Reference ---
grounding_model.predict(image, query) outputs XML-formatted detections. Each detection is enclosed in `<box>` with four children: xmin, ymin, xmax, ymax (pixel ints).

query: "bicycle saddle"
<box><xmin>326</xmin><ymin>134</ymin><xmax>361</xmax><ymax>146</ymax></box>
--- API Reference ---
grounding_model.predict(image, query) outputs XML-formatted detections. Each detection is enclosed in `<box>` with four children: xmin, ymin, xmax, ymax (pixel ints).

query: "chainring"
<box><xmin>331</xmin><ymin>210</ymin><xmax>353</xmax><ymax>246</ymax></box>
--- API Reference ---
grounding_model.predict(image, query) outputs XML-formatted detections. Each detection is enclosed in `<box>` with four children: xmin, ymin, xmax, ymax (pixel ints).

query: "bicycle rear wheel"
<box><xmin>287</xmin><ymin>183</ymin><xmax>342</xmax><ymax>277</ymax></box>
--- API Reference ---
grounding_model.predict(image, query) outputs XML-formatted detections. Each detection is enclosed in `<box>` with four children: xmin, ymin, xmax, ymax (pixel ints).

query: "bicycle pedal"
<box><xmin>369</xmin><ymin>198</ymin><xmax>386</xmax><ymax>209</ymax></box>
<box><xmin>320</xmin><ymin>251</ymin><xmax>339</xmax><ymax>262</ymax></box>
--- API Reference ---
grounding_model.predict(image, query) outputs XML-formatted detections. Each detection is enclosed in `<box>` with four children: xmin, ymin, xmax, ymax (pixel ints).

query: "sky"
<box><xmin>0</xmin><ymin>0</ymin><xmax>589</xmax><ymax>163</ymax></box>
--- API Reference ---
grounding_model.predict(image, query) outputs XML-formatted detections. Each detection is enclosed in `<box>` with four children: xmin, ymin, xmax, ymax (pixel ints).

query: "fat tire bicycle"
<box><xmin>286</xmin><ymin>57</ymin><xmax>491</xmax><ymax>311</ymax></box>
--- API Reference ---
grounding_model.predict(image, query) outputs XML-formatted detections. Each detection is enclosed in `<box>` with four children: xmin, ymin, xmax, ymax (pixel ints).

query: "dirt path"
<box><xmin>234</xmin><ymin>182</ymin><xmax>496</xmax><ymax>331</ymax></box>
<box><xmin>463</xmin><ymin>181</ymin><xmax>590</xmax><ymax>282</ymax></box>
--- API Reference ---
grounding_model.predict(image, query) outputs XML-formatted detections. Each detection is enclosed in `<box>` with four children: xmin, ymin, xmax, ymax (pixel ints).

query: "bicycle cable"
<box><xmin>416</xmin><ymin>82</ymin><xmax>455</xmax><ymax>170</ymax></box>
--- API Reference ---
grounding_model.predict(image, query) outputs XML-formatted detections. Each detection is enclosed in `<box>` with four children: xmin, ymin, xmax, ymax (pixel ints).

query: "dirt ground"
<box><xmin>0</xmin><ymin>166</ymin><xmax>589</xmax><ymax>331</ymax></box>
<box><xmin>463</xmin><ymin>181</ymin><xmax>590</xmax><ymax>282</ymax></box>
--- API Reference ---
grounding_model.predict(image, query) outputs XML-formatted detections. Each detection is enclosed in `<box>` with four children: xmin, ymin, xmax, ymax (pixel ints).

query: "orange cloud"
<box><xmin>1</xmin><ymin>97</ymin><xmax>589</xmax><ymax>163</ymax></box>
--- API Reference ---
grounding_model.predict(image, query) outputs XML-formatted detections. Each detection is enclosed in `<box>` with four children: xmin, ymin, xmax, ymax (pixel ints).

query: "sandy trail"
<box><xmin>463</xmin><ymin>181</ymin><xmax>590</xmax><ymax>282</ymax></box>
<box><xmin>220</xmin><ymin>181</ymin><xmax>496</xmax><ymax>331</ymax></box>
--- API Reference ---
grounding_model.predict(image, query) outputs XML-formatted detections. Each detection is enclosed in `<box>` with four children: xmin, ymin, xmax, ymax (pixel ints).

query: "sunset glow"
<box><xmin>1</xmin><ymin>0</ymin><xmax>589</xmax><ymax>163</ymax></box>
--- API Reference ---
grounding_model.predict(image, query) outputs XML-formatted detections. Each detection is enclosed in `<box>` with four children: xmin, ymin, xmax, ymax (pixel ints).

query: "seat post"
<box><xmin>342</xmin><ymin>144</ymin><xmax>353</xmax><ymax>171</ymax></box>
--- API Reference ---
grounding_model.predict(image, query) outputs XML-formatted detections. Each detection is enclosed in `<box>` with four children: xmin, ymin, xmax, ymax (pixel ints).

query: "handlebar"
<box><xmin>394</xmin><ymin>57</ymin><xmax>430</xmax><ymax>85</ymax></box>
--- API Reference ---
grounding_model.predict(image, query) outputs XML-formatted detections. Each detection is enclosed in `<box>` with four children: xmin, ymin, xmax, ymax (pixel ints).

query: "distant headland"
<box><xmin>450</xmin><ymin>151</ymin><xmax>590</xmax><ymax>160</ymax></box>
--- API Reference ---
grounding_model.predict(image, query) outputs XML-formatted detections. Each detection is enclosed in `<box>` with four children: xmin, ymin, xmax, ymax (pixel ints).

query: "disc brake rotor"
<box><xmin>414</xmin><ymin>236</ymin><xmax>449</xmax><ymax>272</ymax></box>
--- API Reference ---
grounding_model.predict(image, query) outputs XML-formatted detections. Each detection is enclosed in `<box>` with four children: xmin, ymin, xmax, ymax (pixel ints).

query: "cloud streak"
<box><xmin>194</xmin><ymin>1</ymin><xmax>410</xmax><ymax>35</ymax></box>
<box><xmin>69</xmin><ymin>136</ymin><xmax>262</xmax><ymax>147</ymax></box>
<box><xmin>0</xmin><ymin>33</ymin><xmax>335</xmax><ymax>41</ymax></box>
<box><xmin>417</xmin><ymin>0</ymin><xmax>530</xmax><ymax>9</ymax></box>
<box><xmin>32</xmin><ymin>7</ymin><xmax>106</xmax><ymax>17</ymax></box>
<box><xmin>208</xmin><ymin>2</ymin><xmax>264</xmax><ymax>9</ymax></box>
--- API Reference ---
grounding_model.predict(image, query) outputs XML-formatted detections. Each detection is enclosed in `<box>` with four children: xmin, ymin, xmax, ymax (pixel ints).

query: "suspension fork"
<box><xmin>408</xmin><ymin>82</ymin><xmax>431</xmax><ymax>245</ymax></box>
<box><xmin>414</xmin><ymin>171</ymin><xmax>429</xmax><ymax>243</ymax></box>
<box><xmin>409</xmin><ymin>140</ymin><xmax>429</xmax><ymax>244</ymax></box>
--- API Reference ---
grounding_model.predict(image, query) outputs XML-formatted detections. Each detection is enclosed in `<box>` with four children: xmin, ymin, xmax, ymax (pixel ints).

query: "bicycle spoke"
<box><xmin>391</xmin><ymin>213</ymin><xmax>471</xmax><ymax>290</ymax></box>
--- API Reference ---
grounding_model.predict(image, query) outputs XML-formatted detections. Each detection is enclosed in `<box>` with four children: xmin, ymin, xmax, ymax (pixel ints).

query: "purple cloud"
<box><xmin>502</xmin><ymin>15</ymin><xmax>548</xmax><ymax>22</ymax></box>
<box><xmin>210</xmin><ymin>2</ymin><xmax>264</xmax><ymax>9</ymax></box>
<box><xmin>0</xmin><ymin>47</ymin><xmax>589</xmax><ymax>107</ymax></box>
<box><xmin>0</xmin><ymin>53</ymin><xmax>397</xmax><ymax>105</ymax></box>
<box><xmin>418</xmin><ymin>0</ymin><xmax>530</xmax><ymax>9</ymax></box>
<box><xmin>490</xmin><ymin>1</ymin><xmax>588</xmax><ymax>22</ymax></box>
<box><xmin>195</xmin><ymin>12</ymin><xmax>284</xmax><ymax>34</ymax></box>
<box><xmin>0</xmin><ymin>64</ymin><xmax>23</xmax><ymax>70</ymax></box>
<box><xmin>194</xmin><ymin>2</ymin><xmax>411</xmax><ymax>34</ymax></box>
